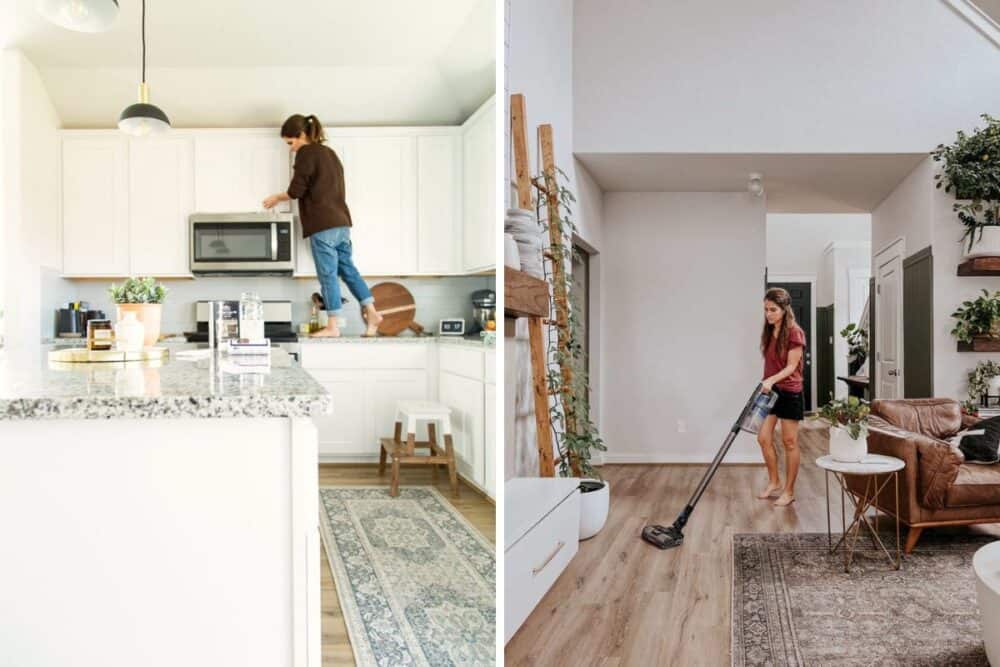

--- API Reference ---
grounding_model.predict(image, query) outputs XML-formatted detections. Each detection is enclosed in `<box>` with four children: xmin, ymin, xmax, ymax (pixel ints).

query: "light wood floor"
<box><xmin>504</xmin><ymin>422</ymin><xmax>1000</xmax><ymax>666</ymax></box>
<box><xmin>317</xmin><ymin>465</ymin><xmax>496</xmax><ymax>667</ymax></box>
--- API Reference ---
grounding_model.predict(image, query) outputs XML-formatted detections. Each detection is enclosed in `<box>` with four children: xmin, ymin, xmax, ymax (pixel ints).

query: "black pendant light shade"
<box><xmin>37</xmin><ymin>0</ymin><xmax>119</xmax><ymax>32</ymax></box>
<box><xmin>118</xmin><ymin>0</ymin><xmax>170</xmax><ymax>136</ymax></box>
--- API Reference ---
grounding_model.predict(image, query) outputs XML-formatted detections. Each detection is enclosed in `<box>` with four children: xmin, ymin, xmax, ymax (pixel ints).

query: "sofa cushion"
<box><xmin>872</xmin><ymin>398</ymin><xmax>962</xmax><ymax>440</ymax></box>
<box><xmin>955</xmin><ymin>416</ymin><xmax>1000</xmax><ymax>464</ymax></box>
<box><xmin>945</xmin><ymin>463</ymin><xmax>1000</xmax><ymax>508</ymax></box>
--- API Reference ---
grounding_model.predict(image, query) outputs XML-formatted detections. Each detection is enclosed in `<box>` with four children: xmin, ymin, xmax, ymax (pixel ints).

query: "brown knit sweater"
<box><xmin>287</xmin><ymin>143</ymin><xmax>352</xmax><ymax>237</ymax></box>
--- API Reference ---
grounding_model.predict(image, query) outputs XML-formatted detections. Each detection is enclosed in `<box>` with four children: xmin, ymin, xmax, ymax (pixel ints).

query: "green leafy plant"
<box><xmin>812</xmin><ymin>396</ymin><xmax>870</xmax><ymax>440</ymax></box>
<box><xmin>950</xmin><ymin>289</ymin><xmax>1000</xmax><ymax>343</ymax></box>
<box><xmin>108</xmin><ymin>277</ymin><xmax>167</xmax><ymax>304</ymax></box>
<box><xmin>967</xmin><ymin>360</ymin><xmax>1000</xmax><ymax>403</ymax></box>
<box><xmin>931</xmin><ymin>114</ymin><xmax>1000</xmax><ymax>253</ymax></box>
<box><xmin>537</xmin><ymin>167</ymin><xmax>607</xmax><ymax>479</ymax></box>
<box><xmin>839</xmin><ymin>322</ymin><xmax>868</xmax><ymax>373</ymax></box>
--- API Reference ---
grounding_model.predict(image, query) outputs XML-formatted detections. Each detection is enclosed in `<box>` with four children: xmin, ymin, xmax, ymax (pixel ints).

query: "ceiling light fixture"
<box><xmin>748</xmin><ymin>172</ymin><xmax>764</xmax><ymax>197</ymax></box>
<box><xmin>118</xmin><ymin>0</ymin><xmax>169</xmax><ymax>137</ymax></box>
<box><xmin>37</xmin><ymin>0</ymin><xmax>119</xmax><ymax>32</ymax></box>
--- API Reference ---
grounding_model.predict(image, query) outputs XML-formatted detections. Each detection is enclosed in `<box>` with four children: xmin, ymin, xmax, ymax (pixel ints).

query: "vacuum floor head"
<box><xmin>642</xmin><ymin>524</ymin><xmax>684</xmax><ymax>549</ymax></box>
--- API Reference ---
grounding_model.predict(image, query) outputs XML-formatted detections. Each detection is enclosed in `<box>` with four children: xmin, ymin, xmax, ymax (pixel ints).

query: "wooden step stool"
<box><xmin>379</xmin><ymin>400</ymin><xmax>458</xmax><ymax>498</ymax></box>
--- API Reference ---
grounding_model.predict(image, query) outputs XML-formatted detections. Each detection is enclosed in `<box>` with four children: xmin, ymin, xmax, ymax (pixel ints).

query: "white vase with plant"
<box><xmin>813</xmin><ymin>396</ymin><xmax>871</xmax><ymax>463</ymax></box>
<box><xmin>108</xmin><ymin>277</ymin><xmax>168</xmax><ymax>348</ymax></box>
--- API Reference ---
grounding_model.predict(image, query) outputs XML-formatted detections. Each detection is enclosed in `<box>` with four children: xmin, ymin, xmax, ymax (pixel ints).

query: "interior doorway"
<box><xmin>767</xmin><ymin>281</ymin><xmax>814</xmax><ymax>411</ymax></box>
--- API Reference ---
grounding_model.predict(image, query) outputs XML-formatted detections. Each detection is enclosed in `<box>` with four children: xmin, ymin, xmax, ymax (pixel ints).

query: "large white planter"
<box><xmin>964</xmin><ymin>226</ymin><xmax>1000</xmax><ymax>259</ymax></box>
<box><xmin>829</xmin><ymin>425</ymin><xmax>868</xmax><ymax>463</ymax></box>
<box><xmin>579</xmin><ymin>480</ymin><xmax>610</xmax><ymax>540</ymax></box>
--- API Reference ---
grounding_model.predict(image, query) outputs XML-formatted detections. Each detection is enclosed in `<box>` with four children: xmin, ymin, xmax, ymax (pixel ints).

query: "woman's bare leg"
<box><xmin>362</xmin><ymin>303</ymin><xmax>383</xmax><ymax>336</ymax></box>
<box><xmin>774</xmin><ymin>418</ymin><xmax>800</xmax><ymax>506</ymax></box>
<box><xmin>756</xmin><ymin>414</ymin><xmax>782</xmax><ymax>498</ymax></box>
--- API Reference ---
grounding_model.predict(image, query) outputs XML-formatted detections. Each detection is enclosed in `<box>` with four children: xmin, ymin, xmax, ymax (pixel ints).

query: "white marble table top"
<box><xmin>815</xmin><ymin>453</ymin><xmax>905</xmax><ymax>474</ymax></box>
<box><xmin>974</xmin><ymin>540</ymin><xmax>1000</xmax><ymax>595</ymax></box>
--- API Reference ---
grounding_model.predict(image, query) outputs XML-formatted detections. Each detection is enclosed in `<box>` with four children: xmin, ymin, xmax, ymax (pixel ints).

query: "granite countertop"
<box><xmin>0</xmin><ymin>345</ymin><xmax>331</xmax><ymax>420</ymax></box>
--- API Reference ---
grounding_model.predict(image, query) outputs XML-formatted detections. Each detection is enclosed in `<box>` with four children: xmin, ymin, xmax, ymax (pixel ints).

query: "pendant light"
<box><xmin>37</xmin><ymin>0</ymin><xmax>119</xmax><ymax>32</ymax></box>
<box><xmin>118</xmin><ymin>0</ymin><xmax>169</xmax><ymax>136</ymax></box>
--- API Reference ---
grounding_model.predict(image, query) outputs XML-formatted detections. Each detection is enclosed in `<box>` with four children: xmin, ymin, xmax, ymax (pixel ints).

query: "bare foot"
<box><xmin>363</xmin><ymin>306</ymin><xmax>383</xmax><ymax>337</ymax></box>
<box><xmin>757</xmin><ymin>483</ymin><xmax>782</xmax><ymax>499</ymax></box>
<box><xmin>310</xmin><ymin>324</ymin><xmax>341</xmax><ymax>338</ymax></box>
<box><xmin>773</xmin><ymin>493</ymin><xmax>796</xmax><ymax>507</ymax></box>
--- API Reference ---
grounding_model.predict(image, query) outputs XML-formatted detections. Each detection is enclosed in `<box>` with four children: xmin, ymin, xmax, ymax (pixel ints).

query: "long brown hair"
<box><xmin>280</xmin><ymin>114</ymin><xmax>326</xmax><ymax>144</ymax></box>
<box><xmin>761</xmin><ymin>287</ymin><xmax>797</xmax><ymax>358</ymax></box>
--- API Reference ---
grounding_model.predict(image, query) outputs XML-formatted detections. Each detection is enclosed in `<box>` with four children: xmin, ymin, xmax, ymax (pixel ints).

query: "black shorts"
<box><xmin>769</xmin><ymin>387</ymin><xmax>804</xmax><ymax>421</ymax></box>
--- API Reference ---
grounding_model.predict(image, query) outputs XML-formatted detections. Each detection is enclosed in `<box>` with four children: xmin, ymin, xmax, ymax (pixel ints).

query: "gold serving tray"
<box><xmin>48</xmin><ymin>347</ymin><xmax>169</xmax><ymax>364</ymax></box>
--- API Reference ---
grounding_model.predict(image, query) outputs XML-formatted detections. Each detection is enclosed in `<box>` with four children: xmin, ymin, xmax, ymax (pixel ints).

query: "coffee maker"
<box><xmin>55</xmin><ymin>303</ymin><xmax>106</xmax><ymax>338</ymax></box>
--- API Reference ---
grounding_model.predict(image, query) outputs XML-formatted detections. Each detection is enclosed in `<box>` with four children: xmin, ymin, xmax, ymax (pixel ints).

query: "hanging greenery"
<box><xmin>536</xmin><ymin>166</ymin><xmax>607</xmax><ymax>479</ymax></box>
<box><xmin>839</xmin><ymin>323</ymin><xmax>868</xmax><ymax>374</ymax></box>
<box><xmin>931</xmin><ymin>114</ymin><xmax>1000</xmax><ymax>253</ymax></box>
<box><xmin>967</xmin><ymin>360</ymin><xmax>1000</xmax><ymax>404</ymax></box>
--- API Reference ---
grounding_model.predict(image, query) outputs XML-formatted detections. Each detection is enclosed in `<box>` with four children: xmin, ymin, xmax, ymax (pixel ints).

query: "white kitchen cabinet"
<box><xmin>61</xmin><ymin>136</ymin><xmax>130</xmax><ymax>276</ymax></box>
<box><xmin>484</xmin><ymin>382</ymin><xmax>496</xmax><ymax>499</ymax></box>
<box><xmin>417</xmin><ymin>134</ymin><xmax>462</xmax><ymax>274</ymax></box>
<box><xmin>193</xmin><ymin>133</ymin><xmax>291</xmax><ymax>214</ymax></box>
<box><xmin>128</xmin><ymin>136</ymin><xmax>194</xmax><ymax>276</ymax></box>
<box><xmin>440</xmin><ymin>371</ymin><xmax>485</xmax><ymax>488</ymax></box>
<box><xmin>308</xmin><ymin>369</ymin><xmax>368</xmax><ymax>459</ymax></box>
<box><xmin>345</xmin><ymin>136</ymin><xmax>418</xmax><ymax>275</ymax></box>
<box><xmin>462</xmin><ymin>96</ymin><xmax>496</xmax><ymax>273</ymax></box>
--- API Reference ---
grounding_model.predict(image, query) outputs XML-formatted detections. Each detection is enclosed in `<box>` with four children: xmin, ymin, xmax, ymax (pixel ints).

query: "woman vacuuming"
<box><xmin>262</xmin><ymin>114</ymin><xmax>382</xmax><ymax>337</ymax></box>
<box><xmin>757</xmin><ymin>287</ymin><xmax>805</xmax><ymax>507</ymax></box>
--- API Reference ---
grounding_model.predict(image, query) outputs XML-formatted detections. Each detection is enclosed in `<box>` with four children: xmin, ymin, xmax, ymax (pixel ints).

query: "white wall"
<box><xmin>573</xmin><ymin>0</ymin><xmax>1000</xmax><ymax>154</ymax></box>
<box><xmin>1</xmin><ymin>49</ymin><xmax>65</xmax><ymax>350</ymax></box>
<box><xmin>767</xmin><ymin>214</ymin><xmax>869</xmax><ymax>277</ymax></box>
<box><xmin>601</xmin><ymin>192</ymin><xmax>766</xmax><ymax>463</ymax></box>
<box><xmin>53</xmin><ymin>275</ymin><xmax>493</xmax><ymax>340</ymax></box>
<box><xmin>872</xmin><ymin>159</ymin><xmax>935</xmax><ymax>257</ymax></box>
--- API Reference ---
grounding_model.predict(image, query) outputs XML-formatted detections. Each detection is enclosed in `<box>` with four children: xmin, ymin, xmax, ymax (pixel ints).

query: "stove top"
<box><xmin>185</xmin><ymin>323</ymin><xmax>298</xmax><ymax>344</ymax></box>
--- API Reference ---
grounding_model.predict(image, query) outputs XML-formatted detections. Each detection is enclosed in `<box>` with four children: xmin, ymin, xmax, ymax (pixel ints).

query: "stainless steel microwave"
<box><xmin>189</xmin><ymin>212</ymin><xmax>295</xmax><ymax>275</ymax></box>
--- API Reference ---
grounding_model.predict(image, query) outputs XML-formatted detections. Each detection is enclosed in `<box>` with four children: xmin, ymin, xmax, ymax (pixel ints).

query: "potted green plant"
<box><xmin>813</xmin><ymin>396</ymin><xmax>870</xmax><ymax>463</ymax></box>
<box><xmin>951</xmin><ymin>289</ymin><xmax>1000</xmax><ymax>347</ymax></box>
<box><xmin>931</xmin><ymin>114</ymin><xmax>1000</xmax><ymax>257</ymax></box>
<box><xmin>839</xmin><ymin>322</ymin><xmax>868</xmax><ymax>375</ymax></box>
<box><xmin>108</xmin><ymin>277</ymin><xmax>167</xmax><ymax>347</ymax></box>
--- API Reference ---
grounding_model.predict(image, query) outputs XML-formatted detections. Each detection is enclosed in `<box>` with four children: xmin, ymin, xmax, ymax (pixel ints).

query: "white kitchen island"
<box><xmin>0</xmin><ymin>346</ymin><xmax>329</xmax><ymax>667</ymax></box>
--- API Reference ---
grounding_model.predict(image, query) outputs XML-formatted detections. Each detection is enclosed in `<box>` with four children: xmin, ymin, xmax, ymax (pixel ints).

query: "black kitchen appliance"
<box><xmin>55</xmin><ymin>304</ymin><xmax>106</xmax><ymax>338</ymax></box>
<box><xmin>189</xmin><ymin>212</ymin><xmax>295</xmax><ymax>276</ymax></box>
<box><xmin>468</xmin><ymin>289</ymin><xmax>496</xmax><ymax>335</ymax></box>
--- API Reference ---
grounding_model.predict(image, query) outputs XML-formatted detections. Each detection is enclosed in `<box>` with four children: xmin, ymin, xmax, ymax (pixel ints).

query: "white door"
<box><xmin>462</xmin><ymin>98</ymin><xmax>496</xmax><ymax>273</ymax></box>
<box><xmin>875</xmin><ymin>240</ymin><xmax>904</xmax><ymax>399</ymax></box>
<box><xmin>308</xmin><ymin>369</ymin><xmax>367</xmax><ymax>459</ymax></box>
<box><xmin>416</xmin><ymin>134</ymin><xmax>461</xmax><ymax>274</ymax></box>
<box><xmin>128</xmin><ymin>136</ymin><xmax>194</xmax><ymax>276</ymax></box>
<box><xmin>62</xmin><ymin>137</ymin><xmax>130</xmax><ymax>276</ymax></box>
<box><xmin>440</xmin><ymin>371</ymin><xmax>485</xmax><ymax>487</ymax></box>
<box><xmin>346</xmin><ymin>136</ymin><xmax>418</xmax><ymax>275</ymax></box>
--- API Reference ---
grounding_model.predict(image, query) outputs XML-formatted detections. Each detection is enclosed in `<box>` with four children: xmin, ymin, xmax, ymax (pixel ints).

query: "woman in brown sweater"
<box><xmin>263</xmin><ymin>114</ymin><xmax>381</xmax><ymax>337</ymax></box>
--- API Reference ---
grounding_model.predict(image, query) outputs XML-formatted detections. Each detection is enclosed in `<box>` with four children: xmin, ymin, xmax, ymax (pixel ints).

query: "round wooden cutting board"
<box><xmin>368</xmin><ymin>282</ymin><xmax>424</xmax><ymax>336</ymax></box>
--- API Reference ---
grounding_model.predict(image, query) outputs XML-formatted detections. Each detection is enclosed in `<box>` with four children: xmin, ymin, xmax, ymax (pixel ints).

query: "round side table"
<box><xmin>816</xmin><ymin>454</ymin><xmax>904</xmax><ymax>572</ymax></box>
<box><xmin>973</xmin><ymin>541</ymin><xmax>1000</xmax><ymax>666</ymax></box>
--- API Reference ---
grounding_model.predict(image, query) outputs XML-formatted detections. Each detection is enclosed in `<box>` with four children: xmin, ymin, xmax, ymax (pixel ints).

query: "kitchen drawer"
<box><xmin>439</xmin><ymin>346</ymin><xmax>483</xmax><ymax>381</ymax></box>
<box><xmin>504</xmin><ymin>488</ymin><xmax>580</xmax><ymax>643</ymax></box>
<box><xmin>484</xmin><ymin>349</ymin><xmax>496</xmax><ymax>384</ymax></box>
<box><xmin>300</xmin><ymin>343</ymin><xmax>429</xmax><ymax>370</ymax></box>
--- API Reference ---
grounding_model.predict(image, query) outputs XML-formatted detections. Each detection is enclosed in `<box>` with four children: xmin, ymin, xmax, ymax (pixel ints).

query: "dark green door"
<box><xmin>816</xmin><ymin>305</ymin><xmax>835</xmax><ymax>407</ymax></box>
<box><xmin>767</xmin><ymin>281</ymin><xmax>813</xmax><ymax>410</ymax></box>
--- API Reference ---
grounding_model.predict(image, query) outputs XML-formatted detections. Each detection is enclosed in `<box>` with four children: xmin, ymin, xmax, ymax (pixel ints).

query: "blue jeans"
<box><xmin>309</xmin><ymin>227</ymin><xmax>373</xmax><ymax>317</ymax></box>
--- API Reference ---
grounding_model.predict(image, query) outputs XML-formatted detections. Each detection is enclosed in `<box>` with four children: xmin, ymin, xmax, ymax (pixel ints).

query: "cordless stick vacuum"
<box><xmin>641</xmin><ymin>384</ymin><xmax>778</xmax><ymax>549</ymax></box>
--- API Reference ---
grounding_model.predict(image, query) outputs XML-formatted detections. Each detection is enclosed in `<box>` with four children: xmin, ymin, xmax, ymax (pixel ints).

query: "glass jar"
<box><xmin>239</xmin><ymin>292</ymin><xmax>265</xmax><ymax>343</ymax></box>
<box><xmin>86</xmin><ymin>319</ymin><xmax>114</xmax><ymax>351</ymax></box>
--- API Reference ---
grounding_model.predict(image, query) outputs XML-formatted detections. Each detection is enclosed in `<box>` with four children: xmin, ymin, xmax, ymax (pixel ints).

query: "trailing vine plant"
<box><xmin>967</xmin><ymin>360</ymin><xmax>1000</xmax><ymax>406</ymax></box>
<box><xmin>535</xmin><ymin>166</ymin><xmax>607</xmax><ymax>478</ymax></box>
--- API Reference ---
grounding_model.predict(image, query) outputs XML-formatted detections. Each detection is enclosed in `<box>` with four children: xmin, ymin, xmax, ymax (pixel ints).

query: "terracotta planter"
<box><xmin>116</xmin><ymin>303</ymin><xmax>161</xmax><ymax>348</ymax></box>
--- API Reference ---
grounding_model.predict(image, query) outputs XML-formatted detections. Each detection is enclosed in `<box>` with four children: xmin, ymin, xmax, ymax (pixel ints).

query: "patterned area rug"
<box><xmin>319</xmin><ymin>486</ymin><xmax>496</xmax><ymax>666</ymax></box>
<box><xmin>732</xmin><ymin>532</ymin><xmax>995</xmax><ymax>666</ymax></box>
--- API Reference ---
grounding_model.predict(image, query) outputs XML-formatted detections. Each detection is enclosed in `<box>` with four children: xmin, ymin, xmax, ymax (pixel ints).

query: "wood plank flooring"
<box><xmin>317</xmin><ymin>464</ymin><xmax>496</xmax><ymax>667</ymax></box>
<box><xmin>504</xmin><ymin>422</ymin><xmax>1000</xmax><ymax>666</ymax></box>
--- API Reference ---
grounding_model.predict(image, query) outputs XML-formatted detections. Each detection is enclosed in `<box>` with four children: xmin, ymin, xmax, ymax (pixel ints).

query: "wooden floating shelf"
<box><xmin>957</xmin><ymin>257</ymin><xmax>1000</xmax><ymax>276</ymax></box>
<box><xmin>958</xmin><ymin>338</ymin><xmax>1000</xmax><ymax>352</ymax></box>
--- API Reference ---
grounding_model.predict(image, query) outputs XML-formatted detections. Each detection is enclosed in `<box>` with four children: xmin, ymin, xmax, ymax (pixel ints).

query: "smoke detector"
<box><xmin>748</xmin><ymin>173</ymin><xmax>764</xmax><ymax>197</ymax></box>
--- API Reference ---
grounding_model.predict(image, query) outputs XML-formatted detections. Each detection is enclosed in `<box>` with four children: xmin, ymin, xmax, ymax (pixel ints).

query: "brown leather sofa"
<box><xmin>848</xmin><ymin>398</ymin><xmax>1000</xmax><ymax>553</ymax></box>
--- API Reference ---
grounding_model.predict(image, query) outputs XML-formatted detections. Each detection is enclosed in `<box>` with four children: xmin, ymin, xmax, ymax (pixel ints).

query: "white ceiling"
<box><xmin>576</xmin><ymin>153</ymin><xmax>929</xmax><ymax>213</ymax></box>
<box><xmin>2</xmin><ymin>0</ymin><xmax>495</xmax><ymax>126</ymax></box>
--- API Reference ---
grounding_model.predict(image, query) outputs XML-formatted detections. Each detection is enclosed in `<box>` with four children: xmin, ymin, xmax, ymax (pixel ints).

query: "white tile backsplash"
<box><xmin>51</xmin><ymin>275</ymin><xmax>495</xmax><ymax>338</ymax></box>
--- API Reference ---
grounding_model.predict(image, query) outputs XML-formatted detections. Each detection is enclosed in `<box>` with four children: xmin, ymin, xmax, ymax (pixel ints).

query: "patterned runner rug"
<box><xmin>732</xmin><ymin>532</ymin><xmax>994</xmax><ymax>666</ymax></box>
<box><xmin>320</xmin><ymin>486</ymin><xmax>496</xmax><ymax>666</ymax></box>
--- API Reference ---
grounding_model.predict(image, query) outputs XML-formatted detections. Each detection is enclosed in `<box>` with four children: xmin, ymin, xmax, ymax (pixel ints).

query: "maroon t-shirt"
<box><xmin>764</xmin><ymin>325</ymin><xmax>806</xmax><ymax>393</ymax></box>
